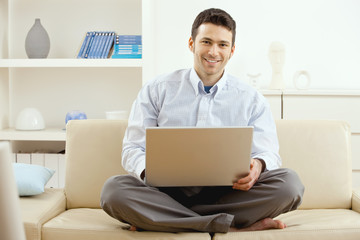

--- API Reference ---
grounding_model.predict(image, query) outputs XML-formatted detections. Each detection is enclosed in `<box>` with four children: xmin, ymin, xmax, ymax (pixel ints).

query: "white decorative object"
<box><xmin>268</xmin><ymin>41</ymin><xmax>286</xmax><ymax>90</ymax></box>
<box><xmin>293</xmin><ymin>71</ymin><xmax>311</xmax><ymax>90</ymax></box>
<box><xmin>15</xmin><ymin>108</ymin><xmax>45</xmax><ymax>131</ymax></box>
<box><xmin>247</xmin><ymin>73</ymin><xmax>261</xmax><ymax>89</ymax></box>
<box><xmin>106</xmin><ymin>110</ymin><xmax>129</xmax><ymax>120</ymax></box>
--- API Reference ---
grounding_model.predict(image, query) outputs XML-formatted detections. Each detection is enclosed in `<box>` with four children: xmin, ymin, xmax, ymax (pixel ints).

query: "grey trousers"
<box><xmin>100</xmin><ymin>168</ymin><xmax>304</xmax><ymax>233</ymax></box>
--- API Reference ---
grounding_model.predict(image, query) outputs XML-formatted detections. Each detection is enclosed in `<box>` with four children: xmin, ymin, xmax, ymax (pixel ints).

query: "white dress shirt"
<box><xmin>122</xmin><ymin>68</ymin><xmax>281</xmax><ymax>179</ymax></box>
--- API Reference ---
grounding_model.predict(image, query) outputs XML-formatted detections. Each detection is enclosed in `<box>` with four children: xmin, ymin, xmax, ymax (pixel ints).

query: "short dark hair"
<box><xmin>191</xmin><ymin>8</ymin><xmax>236</xmax><ymax>46</ymax></box>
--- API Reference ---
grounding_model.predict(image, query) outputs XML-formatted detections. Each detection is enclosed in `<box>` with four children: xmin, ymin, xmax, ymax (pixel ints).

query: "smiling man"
<box><xmin>100</xmin><ymin>8</ymin><xmax>304</xmax><ymax>233</ymax></box>
<box><xmin>189</xmin><ymin>22</ymin><xmax>235</xmax><ymax>86</ymax></box>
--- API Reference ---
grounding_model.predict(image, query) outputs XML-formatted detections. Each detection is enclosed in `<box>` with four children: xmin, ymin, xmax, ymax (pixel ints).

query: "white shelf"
<box><xmin>259</xmin><ymin>89</ymin><xmax>283</xmax><ymax>96</ymax></box>
<box><xmin>283</xmin><ymin>89</ymin><xmax>360</xmax><ymax>96</ymax></box>
<box><xmin>0</xmin><ymin>59</ymin><xmax>143</xmax><ymax>68</ymax></box>
<box><xmin>0</xmin><ymin>128</ymin><xmax>66</xmax><ymax>141</ymax></box>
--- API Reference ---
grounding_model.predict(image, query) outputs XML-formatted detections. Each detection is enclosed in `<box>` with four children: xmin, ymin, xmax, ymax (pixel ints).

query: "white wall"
<box><xmin>148</xmin><ymin>0</ymin><xmax>360</xmax><ymax>89</ymax></box>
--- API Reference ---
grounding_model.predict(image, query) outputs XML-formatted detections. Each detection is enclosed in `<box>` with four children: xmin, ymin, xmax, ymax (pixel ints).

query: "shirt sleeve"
<box><xmin>249</xmin><ymin>95</ymin><xmax>281</xmax><ymax>170</ymax></box>
<box><xmin>122</xmin><ymin>82</ymin><xmax>158</xmax><ymax>180</ymax></box>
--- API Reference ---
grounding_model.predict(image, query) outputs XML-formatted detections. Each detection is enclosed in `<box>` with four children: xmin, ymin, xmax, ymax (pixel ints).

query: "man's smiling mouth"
<box><xmin>204</xmin><ymin>57</ymin><xmax>221</xmax><ymax>63</ymax></box>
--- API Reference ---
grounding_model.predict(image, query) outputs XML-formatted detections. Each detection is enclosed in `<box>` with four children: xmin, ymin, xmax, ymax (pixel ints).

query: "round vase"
<box><xmin>25</xmin><ymin>18</ymin><xmax>50</xmax><ymax>58</ymax></box>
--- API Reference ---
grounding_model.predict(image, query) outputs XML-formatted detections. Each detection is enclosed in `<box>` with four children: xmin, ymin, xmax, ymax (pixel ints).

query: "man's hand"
<box><xmin>232</xmin><ymin>158</ymin><xmax>263</xmax><ymax>191</ymax></box>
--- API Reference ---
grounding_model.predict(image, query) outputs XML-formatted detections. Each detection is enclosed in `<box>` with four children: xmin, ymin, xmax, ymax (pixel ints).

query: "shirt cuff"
<box><xmin>134</xmin><ymin>161</ymin><xmax>146</xmax><ymax>181</ymax></box>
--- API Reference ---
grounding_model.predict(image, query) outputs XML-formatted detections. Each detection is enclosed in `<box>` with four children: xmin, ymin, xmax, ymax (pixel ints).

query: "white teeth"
<box><xmin>206</xmin><ymin>59</ymin><xmax>218</xmax><ymax>63</ymax></box>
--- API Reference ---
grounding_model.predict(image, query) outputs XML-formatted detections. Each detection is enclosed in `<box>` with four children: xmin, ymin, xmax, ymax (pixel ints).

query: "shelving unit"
<box><xmin>0</xmin><ymin>128</ymin><xmax>65</xmax><ymax>141</ymax></box>
<box><xmin>0</xmin><ymin>0</ymin><xmax>145</xmax><ymax>153</ymax></box>
<box><xmin>0</xmin><ymin>59</ymin><xmax>143</xmax><ymax>68</ymax></box>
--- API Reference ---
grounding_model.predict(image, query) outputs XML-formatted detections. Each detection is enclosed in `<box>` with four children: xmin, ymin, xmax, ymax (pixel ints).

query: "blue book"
<box><xmin>101</xmin><ymin>32</ymin><xmax>111</xmax><ymax>58</ymax></box>
<box><xmin>113</xmin><ymin>45</ymin><xmax>142</xmax><ymax>55</ymax></box>
<box><xmin>114</xmin><ymin>45</ymin><xmax>142</xmax><ymax>50</ymax></box>
<box><xmin>117</xmin><ymin>35</ymin><xmax>141</xmax><ymax>40</ymax></box>
<box><xmin>84</xmin><ymin>32</ymin><xmax>95</xmax><ymax>58</ymax></box>
<box><xmin>96</xmin><ymin>32</ymin><xmax>107</xmax><ymax>58</ymax></box>
<box><xmin>100</xmin><ymin>32</ymin><xmax>111</xmax><ymax>58</ymax></box>
<box><xmin>111</xmin><ymin>53</ymin><xmax>142</xmax><ymax>59</ymax></box>
<box><xmin>80</xmin><ymin>32</ymin><xmax>94</xmax><ymax>58</ymax></box>
<box><xmin>116</xmin><ymin>40</ymin><xmax>142</xmax><ymax>45</ymax></box>
<box><xmin>93</xmin><ymin>32</ymin><xmax>104</xmax><ymax>58</ymax></box>
<box><xmin>116</xmin><ymin>35</ymin><xmax>142</xmax><ymax>45</ymax></box>
<box><xmin>77</xmin><ymin>32</ymin><xmax>90</xmax><ymax>58</ymax></box>
<box><xmin>102</xmin><ymin>32</ymin><xmax>115</xmax><ymax>58</ymax></box>
<box><xmin>88</xmin><ymin>32</ymin><xmax>101</xmax><ymax>59</ymax></box>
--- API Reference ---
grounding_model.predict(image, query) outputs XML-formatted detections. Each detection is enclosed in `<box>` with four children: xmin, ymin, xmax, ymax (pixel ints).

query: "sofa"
<box><xmin>19</xmin><ymin>119</ymin><xmax>360</xmax><ymax>240</ymax></box>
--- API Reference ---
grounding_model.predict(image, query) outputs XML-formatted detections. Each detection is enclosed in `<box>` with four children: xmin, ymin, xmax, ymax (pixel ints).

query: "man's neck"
<box><xmin>195</xmin><ymin>69</ymin><xmax>224</xmax><ymax>86</ymax></box>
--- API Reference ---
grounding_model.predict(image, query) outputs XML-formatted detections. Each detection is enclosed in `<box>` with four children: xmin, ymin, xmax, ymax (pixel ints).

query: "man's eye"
<box><xmin>202</xmin><ymin>41</ymin><xmax>211</xmax><ymax>44</ymax></box>
<box><xmin>220</xmin><ymin>43</ymin><xmax>229</xmax><ymax>48</ymax></box>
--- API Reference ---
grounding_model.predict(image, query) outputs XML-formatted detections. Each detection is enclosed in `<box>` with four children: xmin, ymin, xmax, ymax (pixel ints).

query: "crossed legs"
<box><xmin>100</xmin><ymin>168</ymin><xmax>304</xmax><ymax>233</ymax></box>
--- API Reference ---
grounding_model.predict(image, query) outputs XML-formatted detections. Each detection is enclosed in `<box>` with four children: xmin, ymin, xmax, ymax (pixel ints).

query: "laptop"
<box><xmin>145</xmin><ymin>126</ymin><xmax>253</xmax><ymax>187</ymax></box>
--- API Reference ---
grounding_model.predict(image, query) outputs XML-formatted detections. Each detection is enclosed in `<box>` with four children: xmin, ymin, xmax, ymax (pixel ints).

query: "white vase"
<box><xmin>25</xmin><ymin>18</ymin><xmax>50</xmax><ymax>58</ymax></box>
<box><xmin>269</xmin><ymin>73</ymin><xmax>285</xmax><ymax>90</ymax></box>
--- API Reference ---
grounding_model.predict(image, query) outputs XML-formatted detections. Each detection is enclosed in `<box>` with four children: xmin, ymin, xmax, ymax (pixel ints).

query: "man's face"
<box><xmin>189</xmin><ymin>23</ymin><xmax>235</xmax><ymax>84</ymax></box>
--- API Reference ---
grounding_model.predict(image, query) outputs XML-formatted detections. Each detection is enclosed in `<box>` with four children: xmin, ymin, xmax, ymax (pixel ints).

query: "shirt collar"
<box><xmin>189</xmin><ymin>68</ymin><xmax>228</xmax><ymax>95</ymax></box>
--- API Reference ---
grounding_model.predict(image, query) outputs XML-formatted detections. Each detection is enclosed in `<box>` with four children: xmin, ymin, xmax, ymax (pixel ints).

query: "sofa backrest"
<box><xmin>65</xmin><ymin>120</ymin><xmax>128</xmax><ymax>209</ymax></box>
<box><xmin>65</xmin><ymin>119</ymin><xmax>352</xmax><ymax>210</ymax></box>
<box><xmin>276</xmin><ymin>120</ymin><xmax>352</xmax><ymax>209</ymax></box>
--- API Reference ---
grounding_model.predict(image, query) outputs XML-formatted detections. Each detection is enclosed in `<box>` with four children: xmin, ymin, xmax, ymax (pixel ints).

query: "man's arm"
<box><xmin>122</xmin><ymin>83</ymin><xmax>158</xmax><ymax>180</ymax></box>
<box><xmin>233</xmin><ymin>94</ymin><xmax>280</xmax><ymax>191</ymax></box>
<box><xmin>249</xmin><ymin>95</ymin><xmax>281</xmax><ymax>171</ymax></box>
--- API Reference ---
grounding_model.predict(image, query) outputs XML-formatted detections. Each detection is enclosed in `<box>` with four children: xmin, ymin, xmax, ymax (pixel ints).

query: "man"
<box><xmin>101</xmin><ymin>8</ymin><xmax>304</xmax><ymax>233</ymax></box>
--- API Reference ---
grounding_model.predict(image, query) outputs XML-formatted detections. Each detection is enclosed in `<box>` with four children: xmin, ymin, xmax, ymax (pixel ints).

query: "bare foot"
<box><xmin>229</xmin><ymin>218</ymin><xmax>286</xmax><ymax>232</ymax></box>
<box><xmin>129</xmin><ymin>225</ymin><xmax>137</xmax><ymax>231</ymax></box>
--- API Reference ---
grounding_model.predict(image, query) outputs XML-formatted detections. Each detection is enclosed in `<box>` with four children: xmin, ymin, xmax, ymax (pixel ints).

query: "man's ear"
<box><xmin>229</xmin><ymin>44</ymin><xmax>235</xmax><ymax>59</ymax></box>
<box><xmin>188</xmin><ymin>37</ymin><xmax>195</xmax><ymax>53</ymax></box>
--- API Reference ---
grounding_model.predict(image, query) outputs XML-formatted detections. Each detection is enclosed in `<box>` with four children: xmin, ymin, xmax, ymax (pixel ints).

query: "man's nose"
<box><xmin>208</xmin><ymin>45</ymin><xmax>219</xmax><ymax>56</ymax></box>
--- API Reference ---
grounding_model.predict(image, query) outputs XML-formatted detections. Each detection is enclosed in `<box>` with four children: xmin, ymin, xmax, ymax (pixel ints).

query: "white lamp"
<box><xmin>15</xmin><ymin>108</ymin><xmax>45</xmax><ymax>131</ymax></box>
<box><xmin>0</xmin><ymin>142</ymin><xmax>26</xmax><ymax>240</ymax></box>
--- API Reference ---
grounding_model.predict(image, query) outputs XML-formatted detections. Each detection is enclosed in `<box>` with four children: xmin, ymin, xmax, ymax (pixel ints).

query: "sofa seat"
<box><xmin>42</xmin><ymin>208</ymin><xmax>211</xmax><ymax>240</ymax></box>
<box><xmin>213</xmin><ymin>209</ymin><xmax>360</xmax><ymax>240</ymax></box>
<box><xmin>20</xmin><ymin>188</ymin><xmax>65</xmax><ymax>240</ymax></box>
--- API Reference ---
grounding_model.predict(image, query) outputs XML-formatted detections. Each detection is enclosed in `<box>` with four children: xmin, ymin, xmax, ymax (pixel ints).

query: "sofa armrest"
<box><xmin>352</xmin><ymin>188</ymin><xmax>360</xmax><ymax>213</ymax></box>
<box><xmin>20</xmin><ymin>188</ymin><xmax>66</xmax><ymax>240</ymax></box>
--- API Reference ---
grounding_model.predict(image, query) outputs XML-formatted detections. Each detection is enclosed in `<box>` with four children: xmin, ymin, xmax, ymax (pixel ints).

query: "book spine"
<box><xmin>88</xmin><ymin>32</ymin><xmax>100</xmax><ymax>59</ymax></box>
<box><xmin>116</xmin><ymin>35</ymin><xmax>142</xmax><ymax>45</ymax></box>
<box><xmin>83</xmin><ymin>32</ymin><xmax>95</xmax><ymax>58</ymax></box>
<box><xmin>103</xmin><ymin>32</ymin><xmax>115</xmax><ymax>58</ymax></box>
<box><xmin>100</xmin><ymin>32</ymin><xmax>110</xmax><ymax>58</ymax></box>
<box><xmin>114</xmin><ymin>45</ymin><xmax>142</xmax><ymax>53</ymax></box>
<box><xmin>93</xmin><ymin>32</ymin><xmax>103</xmax><ymax>59</ymax></box>
<box><xmin>111</xmin><ymin>54</ymin><xmax>142</xmax><ymax>59</ymax></box>
<box><xmin>81</xmin><ymin>31</ymin><xmax>93</xmax><ymax>58</ymax></box>
<box><xmin>96</xmin><ymin>32</ymin><xmax>106</xmax><ymax>59</ymax></box>
<box><xmin>77</xmin><ymin>32</ymin><xmax>90</xmax><ymax>58</ymax></box>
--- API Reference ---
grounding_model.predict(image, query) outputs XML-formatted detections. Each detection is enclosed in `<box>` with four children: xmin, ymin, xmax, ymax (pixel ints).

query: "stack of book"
<box><xmin>111</xmin><ymin>35</ymin><xmax>142</xmax><ymax>59</ymax></box>
<box><xmin>77</xmin><ymin>31</ymin><xmax>116</xmax><ymax>59</ymax></box>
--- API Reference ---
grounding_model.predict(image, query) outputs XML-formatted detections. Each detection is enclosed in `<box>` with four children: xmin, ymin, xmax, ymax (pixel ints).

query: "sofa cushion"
<box><xmin>276</xmin><ymin>120</ymin><xmax>352</xmax><ymax>209</ymax></box>
<box><xmin>213</xmin><ymin>209</ymin><xmax>360</xmax><ymax>240</ymax></box>
<box><xmin>13</xmin><ymin>163</ymin><xmax>55</xmax><ymax>196</ymax></box>
<box><xmin>42</xmin><ymin>208</ymin><xmax>211</xmax><ymax>240</ymax></box>
<box><xmin>65</xmin><ymin>120</ymin><xmax>128</xmax><ymax>209</ymax></box>
<box><xmin>20</xmin><ymin>188</ymin><xmax>66</xmax><ymax>240</ymax></box>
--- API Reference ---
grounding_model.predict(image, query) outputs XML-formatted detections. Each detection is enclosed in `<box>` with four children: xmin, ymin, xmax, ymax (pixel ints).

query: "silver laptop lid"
<box><xmin>145</xmin><ymin>126</ymin><xmax>253</xmax><ymax>187</ymax></box>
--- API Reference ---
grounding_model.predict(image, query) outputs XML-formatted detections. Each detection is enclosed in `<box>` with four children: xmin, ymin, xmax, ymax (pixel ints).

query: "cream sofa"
<box><xmin>19</xmin><ymin>119</ymin><xmax>360</xmax><ymax>240</ymax></box>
